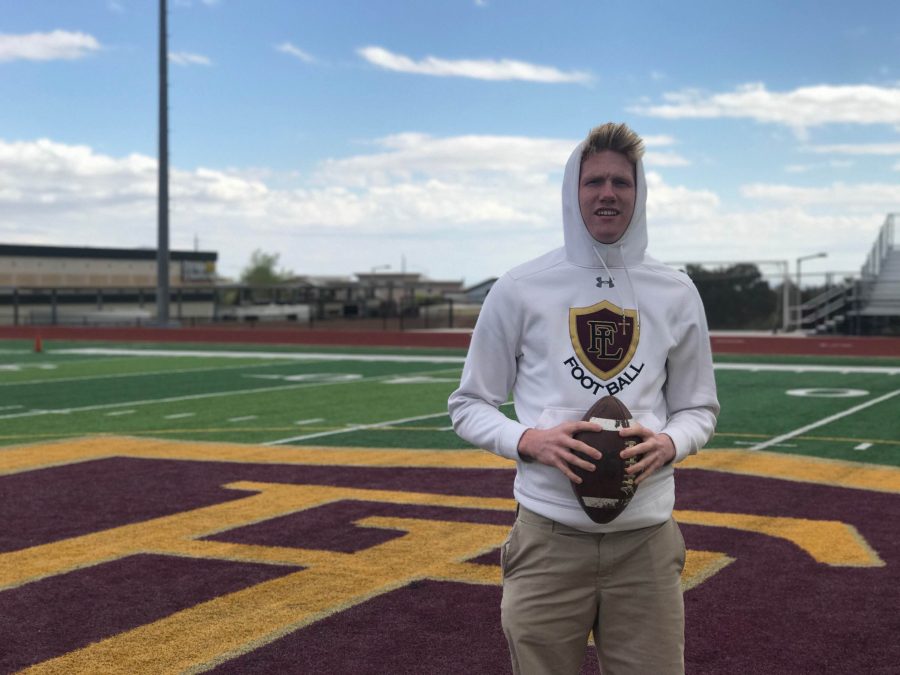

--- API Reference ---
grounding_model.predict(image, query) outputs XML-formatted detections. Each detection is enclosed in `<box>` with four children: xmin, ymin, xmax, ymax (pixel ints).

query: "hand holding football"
<box><xmin>570</xmin><ymin>395</ymin><xmax>644</xmax><ymax>524</ymax></box>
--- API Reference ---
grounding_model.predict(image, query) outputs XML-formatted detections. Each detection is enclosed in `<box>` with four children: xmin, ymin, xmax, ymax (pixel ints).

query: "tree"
<box><xmin>686</xmin><ymin>263</ymin><xmax>777</xmax><ymax>330</ymax></box>
<box><xmin>240</xmin><ymin>250</ymin><xmax>293</xmax><ymax>286</ymax></box>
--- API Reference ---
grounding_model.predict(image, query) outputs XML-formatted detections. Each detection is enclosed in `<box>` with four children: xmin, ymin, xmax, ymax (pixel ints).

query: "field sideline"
<box><xmin>1</xmin><ymin>337</ymin><xmax>899</xmax><ymax>673</ymax></box>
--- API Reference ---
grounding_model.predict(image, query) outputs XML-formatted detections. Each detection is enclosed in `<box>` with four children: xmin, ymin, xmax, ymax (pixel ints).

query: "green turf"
<box><xmin>711</xmin><ymin>352</ymin><xmax>900</xmax><ymax>367</ymax></box>
<box><xmin>1</xmin><ymin>339</ymin><xmax>897</xmax><ymax>467</ymax></box>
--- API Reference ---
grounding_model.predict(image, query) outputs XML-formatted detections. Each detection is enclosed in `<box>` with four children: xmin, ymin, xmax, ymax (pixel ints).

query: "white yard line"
<box><xmin>0</xmin><ymin>367</ymin><xmax>460</xmax><ymax>422</ymax></box>
<box><xmin>164</xmin><ymin>413</ymin><xmax>196</xmax><ymax>420</ymax></box>
<box><xmin>854</xmin><ymin>443</ymin><xmax>873</xmax><ymax>451</ymax></box>
<box><xmin>734</xmin><ymin>440</ymin><xmax>796</xmax><ymax>448</ymax></box>
<box><xmin>750</xmin><ymin>389</ymin><xmax>900</xmax><ymax>451</ymax></box>
<box><xmin>0</xmin><ymin>359</ymin><xmax>293</xmax><ymax>387</ymax></box>
<box><xmin>264</xmin><ymin>411</ymin><xmax>451</xmax><ymax>446</ymax></box>
<box><xmin>43</xmin><ymin>348</ymin><xmax>900</xmax><ymax>374</ymax></box>
<box><xmin>55</xmin><ymin>348</ymin><xmax>466</xmax><ymax>364</ymax></box>
<box><xmin>228</xmin><ymin>415</ymin><xmax>258</xmax><ymax>423</ymax></box>
<box><xmin>294</xmin><ymin>418</ymin><xmax>324</xmax><ymax>426</ymax></box>
<box><xmin>106</xmin><ymin>410</ymin><xmax>136</xmax><ymax>417</ymax></box>
<box><xmin>265</xmin><ymin>401</ymin><xmax>513</xmax><ymax>446</ymax></box>
<box><xmin>713</xmin><ymin>363</ymin><xmax>900</xmax><ymax>375</ymax></box>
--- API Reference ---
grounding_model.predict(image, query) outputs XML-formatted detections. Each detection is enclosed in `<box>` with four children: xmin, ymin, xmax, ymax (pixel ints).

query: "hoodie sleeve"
<box><xmin>660</xmin><ymin>282</ymin><xmax>720</xmax><ymax>463</ymax></box>
<box><xmin>448</xmin><ymin>275</ymin><xmax>530</xmax><ymax>461</ymax></box>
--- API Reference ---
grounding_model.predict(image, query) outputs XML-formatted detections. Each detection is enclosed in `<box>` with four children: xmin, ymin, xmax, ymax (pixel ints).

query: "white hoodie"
<box><xmin>448</xmin><ymin>140</ymin><xmax>720</xmax><ymax>532</ymax></box>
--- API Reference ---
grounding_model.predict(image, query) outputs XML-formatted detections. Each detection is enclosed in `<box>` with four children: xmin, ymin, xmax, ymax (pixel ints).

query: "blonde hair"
<box><xmin>581</xmin><ymin>122</ymin><xmax>645</xmax><ymax>166</ymax></box>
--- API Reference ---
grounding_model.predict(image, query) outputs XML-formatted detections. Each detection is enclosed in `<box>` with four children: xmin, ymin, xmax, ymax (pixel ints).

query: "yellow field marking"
<box><xmin>681</xmin><ymin>550</ymin><xmax>735</xmax><ymax>592</ymax></box>
<box><xmin>6</xmin><ymin>435</ymin><xmax>892</xmax><ymax>673</ymax></box>
<box><xmin>0</xmin><ymin>435</ymin><xmax>512</xmax><ymax>476</ymax></box>
<box><xmin>674</xmin><ymin>510</ymin><xmax>883</xmax><ymax>567</ymax></box>
<box><xmin>680</xmin><ymin>448</ymin><xmax>900</xmax><ymax>494</ymax></box>
<box><xmin>17</xmin><ymin>483</ymin><xmax>512</xmax><ymax>674</ymax></box>
<box><xmin>11</xmin><ymin>480</ymin><xmax>873</xmax><ymax>674</ymax></box>
<box><xmin>4</xmin><ymin>436</ymin><xmax>899</xmax><ymax>497</ymax></box>
<box><xmin>0</xmin><ymin>482</ymin><xmax>515</xmax><ymax>592</ymax></box>
<box><xmin>3</xmin><ymin>428</ymin><xmax>896</xmax><ymax>446</ymax></box>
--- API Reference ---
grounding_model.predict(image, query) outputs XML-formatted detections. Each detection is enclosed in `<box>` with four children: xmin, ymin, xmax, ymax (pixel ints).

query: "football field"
<box><xmin>1</xmin><ymin>339</ymin><xmax>899</xmax><ymax>673</ymax></box>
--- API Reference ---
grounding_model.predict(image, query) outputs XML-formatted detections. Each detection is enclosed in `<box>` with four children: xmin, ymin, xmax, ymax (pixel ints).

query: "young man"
<box><xmin>448</xmin><ymin>123</ymin><xmax>719</xmax><ymax>674</ymax></box>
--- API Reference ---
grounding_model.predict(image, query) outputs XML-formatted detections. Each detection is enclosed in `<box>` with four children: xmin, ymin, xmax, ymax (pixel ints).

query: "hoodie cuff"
<box><xmin>498</xmin><ymin>420</ymin><xmax>531</xmax><ymax>461</ymax></box>
<box><xmin>661</xmin><ymin>426</ymin><xmax>694</xmax><ymax>464</ymax></box>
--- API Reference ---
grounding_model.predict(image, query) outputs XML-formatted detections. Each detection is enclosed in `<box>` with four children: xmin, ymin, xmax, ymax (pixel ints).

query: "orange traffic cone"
<box><xmin>34</xmin><ymin>334</ymin><xmax>42</xmax><ymax>353</ymax></box>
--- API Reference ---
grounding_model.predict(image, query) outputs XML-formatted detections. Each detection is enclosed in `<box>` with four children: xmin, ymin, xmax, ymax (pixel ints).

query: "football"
<box><xmin>571</xmin><ymin>395</ymin><xmax>642</xmax><ymax>524</ymax></box>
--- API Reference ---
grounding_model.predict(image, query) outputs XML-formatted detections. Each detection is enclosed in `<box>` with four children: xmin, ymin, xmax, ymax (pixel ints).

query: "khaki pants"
<box><xmin>500</xmin><ymin>505</ymin><xmax>686</xmax><ymax>675</ymax></box>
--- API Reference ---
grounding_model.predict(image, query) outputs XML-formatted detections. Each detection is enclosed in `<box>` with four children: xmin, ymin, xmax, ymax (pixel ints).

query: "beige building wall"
<box><xmin>0</xmin><ymin>256</ymin><xmax>211</xmax><ymax>288</ymax></box>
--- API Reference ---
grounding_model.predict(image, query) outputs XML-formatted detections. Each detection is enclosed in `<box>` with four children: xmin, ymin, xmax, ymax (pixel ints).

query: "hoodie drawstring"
<box><xmin>592</xmin><ymin>244</ymin><xmax>641</xmax><ymax>332</ymax></box>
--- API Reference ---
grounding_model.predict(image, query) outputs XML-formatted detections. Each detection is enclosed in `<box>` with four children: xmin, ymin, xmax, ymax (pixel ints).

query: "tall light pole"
<box><xmin>795</xmin><ymin>252</ymin><xmax>827</xmax><ymax>329</ymax></box>
<box><xmin>157</xmin><ymin>0</ymin><xmax>170</xmax><ymax>324</ymax></box>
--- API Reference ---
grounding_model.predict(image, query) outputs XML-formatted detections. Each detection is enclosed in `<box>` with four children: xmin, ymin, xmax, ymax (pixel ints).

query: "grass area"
<box><xmin>1</xmin><ymin>339</ymin><xmax>897</xmax><ymax>466</ymax></box>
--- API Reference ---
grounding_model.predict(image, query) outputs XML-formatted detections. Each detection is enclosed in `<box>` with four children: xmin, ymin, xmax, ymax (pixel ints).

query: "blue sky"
<box><xmin>1</xmin><ymin>0</ymin><xmax>898</xmax><ymax>285</ymax></box>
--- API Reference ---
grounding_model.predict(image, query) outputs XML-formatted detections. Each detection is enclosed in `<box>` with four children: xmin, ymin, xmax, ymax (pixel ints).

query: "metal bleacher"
<box><xmin>801</xmin><ymin>213</ymin><xmax>899</xmax><ymax>335</ymax></box>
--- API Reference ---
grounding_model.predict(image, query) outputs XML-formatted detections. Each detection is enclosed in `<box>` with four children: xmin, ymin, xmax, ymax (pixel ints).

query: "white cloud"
<box><xmin>642</xmin><ymin>135</ymin><xmax>676</xmax><ymax>147</ymax></box>
<box><xmin>316</xmin><ymin>132</ymin><xmax>684</xmax><ymax>186</ymax></box>
<box><xmin>1</xmin><ymin>135</ymin><xmax>890</xmax><ymax>283</ymax></box>
<box><xmin>357</xmin><ymin>46</ymin><xmax>591</xmax><ymax>84</ymax></box>
<box><xmin>168</xmin><ymin>51</ymin><xmax>212</xmax><ymax>66</ymax></box>
<box><xmin>803</xmin><ymin>142</ymin><xmax>900</xmax><ymax>156</ymax></box>
<box><xmin>740</xmin><ymin>181</ymin><xmax>900</xmax><ymax>207</ymax></box>
<box><xmin>631</xmin><ymin>83</ymin><xmax>900</xmax><ymax>137</ymax></box>
<box><xmin>784</xmin><ymin>160</ymin><xmax>855</xmax><ymax>173</ymax></box>
<box><xmin>645</xmin><ymin>152</ymin><xmax>690</xmax><ymax>167</ymax></box>
<box><xmin>0</xmin><ymin>30</ymin><xmax>101</xmax><ymax>63</ymax></box>
<box><xmin>316</xmin><ymin>133</ymin><xmax>572</xmax><ymax>186</ymax></box>
<box><xmin>275</xmin><ymin>42</ymin><xmax>316</xmax><ymax>64</ymax></box>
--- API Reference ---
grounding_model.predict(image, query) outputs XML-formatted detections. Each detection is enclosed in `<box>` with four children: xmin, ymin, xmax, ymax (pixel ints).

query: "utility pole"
<box><xmin>157</xmin><ymin>0</ymin><xmax>170</xmax><ymax>324</ymax></box>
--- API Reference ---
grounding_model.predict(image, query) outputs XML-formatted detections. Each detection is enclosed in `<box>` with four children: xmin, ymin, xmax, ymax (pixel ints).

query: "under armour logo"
<box><xmin>596</xmin><ymin>277</ymin><xmax>615</xmax><ymax>288</ymax></box>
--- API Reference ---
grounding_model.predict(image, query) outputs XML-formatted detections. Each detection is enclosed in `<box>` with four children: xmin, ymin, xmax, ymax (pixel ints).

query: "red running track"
<box><xmin>0</xmin><ymin>325</ymin><xmax>898</xmax><ymax>357</ymax></box>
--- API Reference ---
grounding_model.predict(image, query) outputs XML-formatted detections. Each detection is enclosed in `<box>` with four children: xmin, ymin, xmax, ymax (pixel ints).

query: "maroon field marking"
<box><xmin>0</xmin><ymin>555</ymin><xmax>296</xmax><ymax>672</ymax></box>
<box><xmin>1</xmin><ymin>453</ymin><xmax>898</xmax><ymax>673</ymax></box>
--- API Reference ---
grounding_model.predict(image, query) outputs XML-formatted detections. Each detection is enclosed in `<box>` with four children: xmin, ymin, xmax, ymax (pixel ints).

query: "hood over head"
<box><xmin>561</xmin><ymin>140</ymin><xmax>648</xmax><ymax>269</ymax></box>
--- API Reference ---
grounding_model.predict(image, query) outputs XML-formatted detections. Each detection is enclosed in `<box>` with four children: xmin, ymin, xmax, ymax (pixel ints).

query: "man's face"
<box><xmin>578</xmin><ymin>150</ymin><xmax>636</xmax><ymax>244</ymax></box>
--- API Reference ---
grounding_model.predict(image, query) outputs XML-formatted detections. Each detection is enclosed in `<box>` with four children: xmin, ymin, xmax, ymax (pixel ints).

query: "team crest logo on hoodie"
<box><xmin>569</xmin><ymin>300</ymin><xmax>640</xmax><ymax>380</ymax></box>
